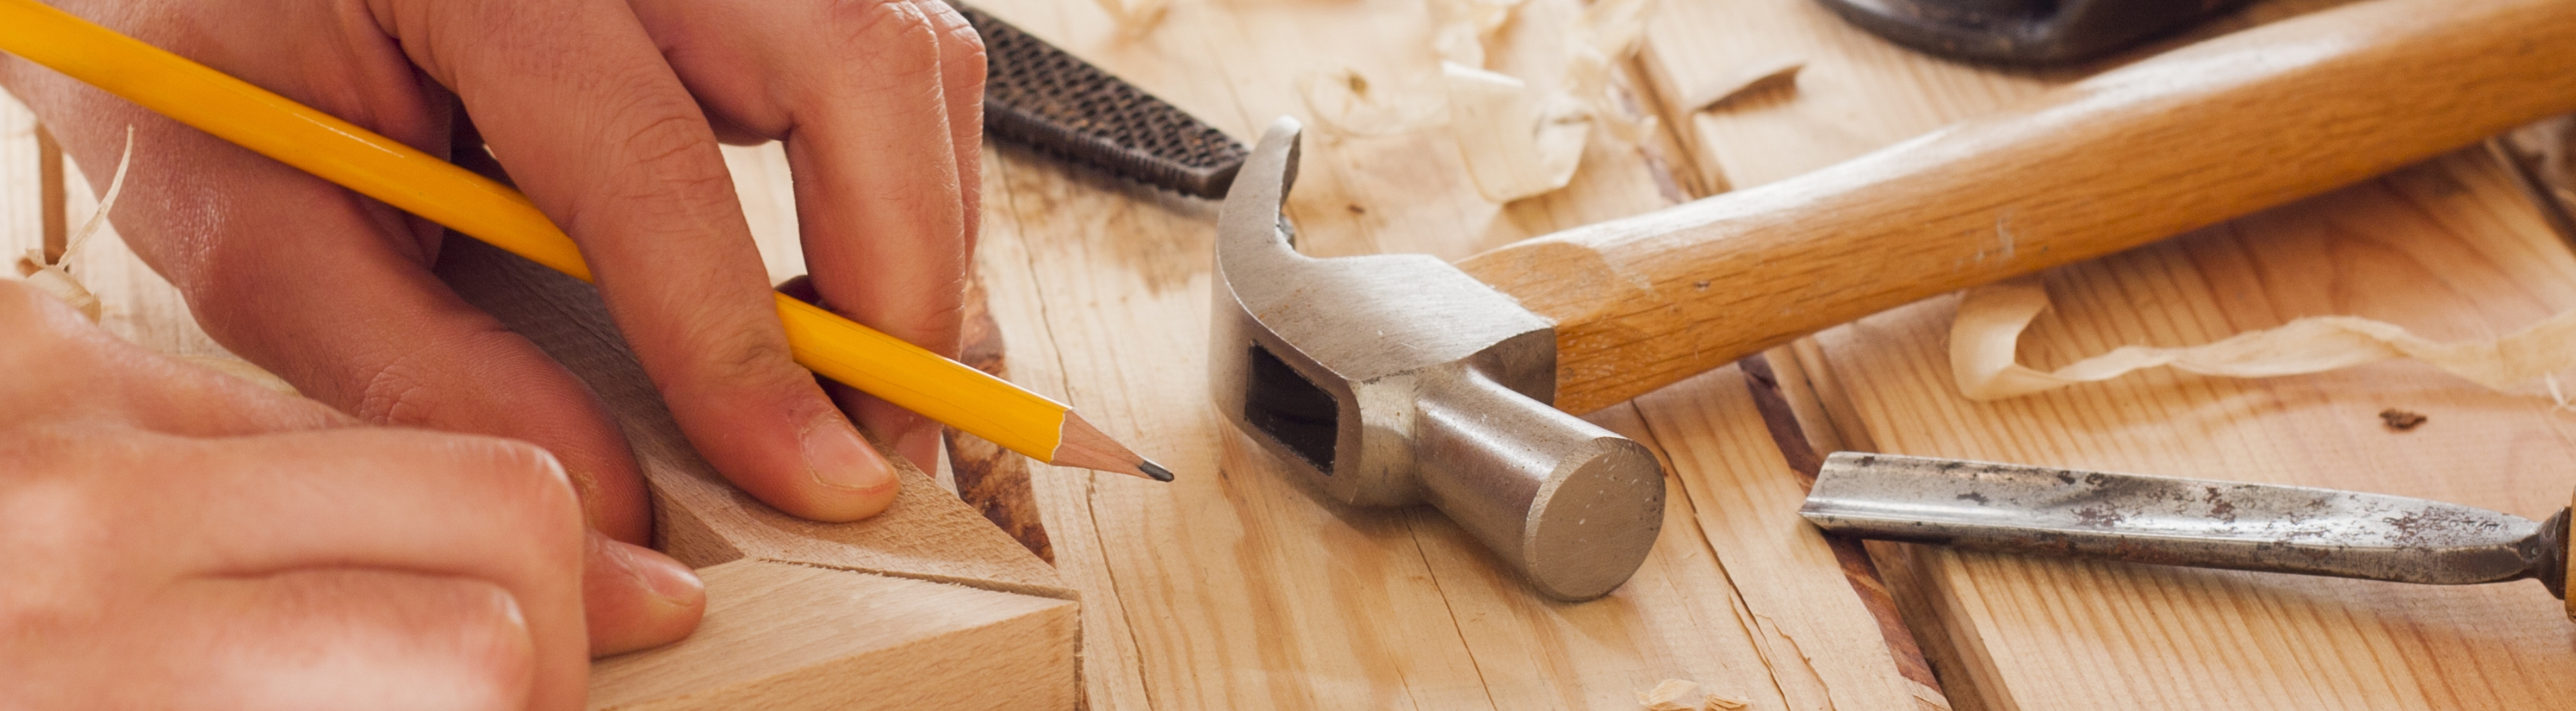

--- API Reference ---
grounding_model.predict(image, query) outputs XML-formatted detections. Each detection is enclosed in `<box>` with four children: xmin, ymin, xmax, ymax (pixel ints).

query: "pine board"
<box><xmin>959</xmin><ymin>0</ymin><xmax>1947</xmax><ymax>708</ymax></box>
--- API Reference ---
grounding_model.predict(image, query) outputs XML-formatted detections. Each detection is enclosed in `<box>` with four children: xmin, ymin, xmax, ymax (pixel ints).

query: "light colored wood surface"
<box><xmin>1822</xmin><ymin>148</ymin><xmax>2576</xmax><ymax>711</ymax></box>
<box><xmin>588</xmin><ymin>559</ymin><xmax>1077</xmax><ymax>711</ymax></box>
<box><xmin>31</xmin><ymin>0</ymin><xmax>2567</xmax><ymax>708</ymax></box>
<box><xmin>957</xmin><ymin>0</ymin><xmax>1942</xmax><ymax>708</ymax></box>
<box><xmin>1623</xmin><ymin>0</ymin><xmax>2576</xmax><ymax>706</ymax></box>
<box><xmin>1458</xmin><ymin>0</ymin><xmax>2576</xmax><ymax>415</ymax></box>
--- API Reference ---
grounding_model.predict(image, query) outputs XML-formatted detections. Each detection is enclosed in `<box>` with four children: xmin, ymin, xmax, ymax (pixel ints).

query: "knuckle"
<box><xmin>821</xmin><ymin>0</ymin><xmax>938</xmax><ymax>49</ymax></box>
<box><xmin>417</xmin><ymin>580</ymin><xmax>539</xmax><ymax>703</ymax></box>
<box><xmin>924</xmin><ymin>3</ymin><xmax>987</xmax><ymax>78</ymax></box>
<box><xmin>417</xmin><ymin>431</ymin><xmax>581</xmax><ymax>544</ymax></box>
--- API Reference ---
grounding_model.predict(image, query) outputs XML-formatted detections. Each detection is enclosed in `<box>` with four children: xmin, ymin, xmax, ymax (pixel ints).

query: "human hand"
<box><xmin>0</xmin><ymin>0</ymin><xmax>984</xmax><ymax>541</ymax></box>
<box><xmin>0</xmin><ymin>280</ymin><xmax>705</xmax><ymax>709</ymax></box>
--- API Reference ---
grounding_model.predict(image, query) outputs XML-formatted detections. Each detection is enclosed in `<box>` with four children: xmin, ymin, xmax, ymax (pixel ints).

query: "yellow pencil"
<box><xmin>0</xmin><ymin>0</ymin><xmax>1171</xmax><ymax>482</ymax></box>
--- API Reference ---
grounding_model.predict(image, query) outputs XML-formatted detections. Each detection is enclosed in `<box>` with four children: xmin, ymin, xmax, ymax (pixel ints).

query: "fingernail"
<box><xmin>623</xmin><ymin>545</ymin><xmax>704</xmax><ymax>609</ymax></box>
<box><xmin>802</xmin><ymin>413</ymin><xmax>898</xmax><ymax>494</ymax></box>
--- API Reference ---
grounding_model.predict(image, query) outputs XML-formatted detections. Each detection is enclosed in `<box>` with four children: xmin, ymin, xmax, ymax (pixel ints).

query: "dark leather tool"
<box><xmin>1817</xmin><ymin>0</ymin><xmax>2258</xmax><ymax>64</ymax></box>
<box><xmin>959</xmin><ymin>5</ymin><xmax>1248</xmax><ymax>198</ymax></box>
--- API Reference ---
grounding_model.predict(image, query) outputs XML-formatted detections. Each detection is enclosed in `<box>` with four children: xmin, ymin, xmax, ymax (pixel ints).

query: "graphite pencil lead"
<box><xmin>1051</xmin><ymin>410</ymin><xmax>1173</xmax><ymax>482</ymax></box>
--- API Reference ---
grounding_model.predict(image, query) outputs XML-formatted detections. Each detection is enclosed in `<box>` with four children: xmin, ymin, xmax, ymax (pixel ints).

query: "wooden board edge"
<box><xmin>590</xmin><ymin>559</ymin><xmax>1080</xmax><ymax>711</ymax></box>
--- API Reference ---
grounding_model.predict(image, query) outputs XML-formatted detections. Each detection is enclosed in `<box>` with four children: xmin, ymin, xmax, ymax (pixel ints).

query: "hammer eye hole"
<box><xmin>1244</xmin><ymin>343</ymin><xmax>1338</xmax><ymax>474</ymax></box>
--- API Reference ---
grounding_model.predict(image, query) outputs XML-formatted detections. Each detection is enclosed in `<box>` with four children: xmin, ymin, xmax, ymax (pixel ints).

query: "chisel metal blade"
<box><xmin>1802</xmin><ymin>452</ymin><xmax>2569</xmax><ymax>595</ymax></box>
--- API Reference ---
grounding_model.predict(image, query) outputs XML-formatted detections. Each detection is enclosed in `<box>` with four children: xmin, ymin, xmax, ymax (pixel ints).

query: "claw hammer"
<box><xmin>1210</xmin><ymin>0</ymin><xmax>2576</xmax><ymax>600</ymax></box>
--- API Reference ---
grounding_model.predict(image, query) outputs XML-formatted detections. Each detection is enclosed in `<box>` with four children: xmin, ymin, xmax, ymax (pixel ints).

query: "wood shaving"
<box><xmin>1638</xmin><ymin>679</ymin><xmax>1701</xmax><ymax>710</ymax></box>
<box><xmin>13</xmin><ymin>126</ymin><xmax>130</xmax><ymax>323</ymax></box>
<box><xmin>1566</xmin><ymin>0</ymin><xmax>1661</xmax><ymax>146</ymax></box>
<box><xmin>1635</xmin><ymin>679</ymin><xmax>1750</xmax><ymax>710</ymax></box>
<box><xmin>1435</xmin><ymin>0</ymin><xmax>1660</xmax><ymax>202</ymax></box>
<box><xmin>1951</xmin><ymin>276</ymin><xmax>2576</xmax><ymax>401</ymax></box>
<box><xmin>1678</xmin><ymin>56</ymin><xmax>1805</xmax><ymax>113</ymax></box>
<box><xmin>1090</xmin><ymin>0</ymin><xmax>1171</xmax><ymax>38</ymax></box>
<box><xmin>1444</xmin><ymin>61</ymin><xmax>1588</xmax><ymax>201</ymax></box>
<box><xmin>1429</xmin><ymin>0</ymin><xmax>1526</xmax><ymax>66</ymax></box>
<box><xmin>11</xmin><ymin>127</ymin><xmax>297</xmax><ymax>396</ymax></box>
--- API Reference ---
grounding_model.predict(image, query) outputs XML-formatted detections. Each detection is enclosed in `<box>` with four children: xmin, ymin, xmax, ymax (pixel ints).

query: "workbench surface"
<box><xmin>8</xmin><ymin>0</ymin><xmax>2575</xmax><ymax>708</ymax></box>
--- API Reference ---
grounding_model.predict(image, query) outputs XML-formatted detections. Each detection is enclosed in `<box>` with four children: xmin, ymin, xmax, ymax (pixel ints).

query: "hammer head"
<box><xmin>1210</xmin><ymin>117</ymin><xmax>1665</xmax><ymax>600</ymax></box>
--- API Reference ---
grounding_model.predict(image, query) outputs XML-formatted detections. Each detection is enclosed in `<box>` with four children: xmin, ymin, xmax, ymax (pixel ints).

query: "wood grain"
<box><xmin>1633</xmin><ymin>0</ymin><xmax>2576</xmax><ymax>706</ymax></box>
<box><xmin>1460</xmin><ymin>0</ymin><xmax>2576</xmax><ymax>415</ymax></box>
<box><xmin>1819</xmin><ymin>149</ymin><xmax>2576</xmax><ymax>710</ymax></box>
<box><xmin>588</xmin><ymin>560</ymin><xmax>1077</xmax><ymax>711</ymax></box>
<box><xmin>957</xmin><ymin>0</ymin><xmax>1949</xmax><ymax>707</ymax></box>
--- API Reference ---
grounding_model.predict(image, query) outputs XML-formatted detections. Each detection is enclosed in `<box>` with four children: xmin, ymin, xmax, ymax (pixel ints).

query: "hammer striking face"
<box><xmin>1210</xmin><ymin>117</ymin><xmax>1666</xmax><ymax>601</ymax></box>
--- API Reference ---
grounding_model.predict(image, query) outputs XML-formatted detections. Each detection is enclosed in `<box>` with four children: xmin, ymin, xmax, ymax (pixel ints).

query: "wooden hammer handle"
<box><xmin>1456</xmin><ymin>0</ymin><xmax>2576</xmax><ymax>414</ymax></box>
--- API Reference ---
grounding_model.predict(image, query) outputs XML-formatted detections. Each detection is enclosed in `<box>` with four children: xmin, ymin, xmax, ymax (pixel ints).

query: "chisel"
<box><xmin>1801</xmin><ymin>452</ymin><xmax>2573</xmax><ymax>618</ymax></box>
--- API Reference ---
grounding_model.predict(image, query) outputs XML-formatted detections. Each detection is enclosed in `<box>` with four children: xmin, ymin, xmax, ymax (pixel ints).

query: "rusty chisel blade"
<box><xmin>1801</xmin><ymin>452</ymin><xmax>2569</xmax><ymax>596</ymax></box>
<box><xmin>957</xmin><ymin>4</ymin><xmax>1247</xmax><ymax>199</ymax></box>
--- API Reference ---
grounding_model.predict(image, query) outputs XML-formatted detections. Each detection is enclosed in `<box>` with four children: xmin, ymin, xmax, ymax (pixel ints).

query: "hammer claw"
<box><xmin>1212</xmin><ymin>118</ymin><xmax>1668</xmax><ymax>600</ymax></box>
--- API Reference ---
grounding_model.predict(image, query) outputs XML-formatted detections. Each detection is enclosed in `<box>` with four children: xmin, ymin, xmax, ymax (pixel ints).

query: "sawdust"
<box><xmin>1635</xmin><ymin>679</ymin><xmax>1752</xmax><ymax>711</ymax></box>
<box><xmin>1950</xmin><ymin>275</ymin><xmax>2576</xmax><ymax>402</ymax></box>
<box><xmin>12</xmin><ymin>127</ymin><xmax>296</xmax><ymax>396</ymax></box>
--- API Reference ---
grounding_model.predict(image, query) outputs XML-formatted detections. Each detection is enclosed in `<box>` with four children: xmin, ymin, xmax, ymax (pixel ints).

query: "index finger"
<box><xmin>365</xmin><ymin>0</ymin><xmax>902</xmax><ymax>521</ymax></box>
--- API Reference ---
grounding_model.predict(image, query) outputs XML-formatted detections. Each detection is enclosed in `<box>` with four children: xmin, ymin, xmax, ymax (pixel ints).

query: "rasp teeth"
<box><xmin>960</xmin><ymin>5</ymin><xmax>1249</xmax><ymax>199</ymax></box>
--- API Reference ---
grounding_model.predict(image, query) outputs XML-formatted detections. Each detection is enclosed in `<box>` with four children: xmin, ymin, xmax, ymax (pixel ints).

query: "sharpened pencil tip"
<box><xmin>1139</xmin><ymin>459</ymin><xmax>1176</xmax><ymax>482</ymax></box>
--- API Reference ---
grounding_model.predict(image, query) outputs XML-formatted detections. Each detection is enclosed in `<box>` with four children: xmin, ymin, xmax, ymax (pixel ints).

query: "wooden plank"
<box><xmin>588</xmin><ymin>559</ymin><xmax>1077</xmax><ymax>711</ymax></box>
<box><xmin>1633</xmin><ymin>0</ymin><xmax>2576</xmax><ymax>706</ymax></box>
<box><xmin>1623</xmin><ymin>1</ymin><xmax>2576</xmax><ymax>708</ymax></box>
<box><xmin>1813</xmin><ymin>150</ymin><xmax>2576</xmax><ymax>710</ymax></box>
<box><xmin>959</xmin><ymin>0</ymin><xmax>1945</xmax><ymax>708</ymax></box>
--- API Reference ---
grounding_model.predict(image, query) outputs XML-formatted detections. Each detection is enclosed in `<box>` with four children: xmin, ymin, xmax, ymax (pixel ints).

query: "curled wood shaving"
<box><xmin>1444</xmin><ymin>61</ymin><xmax>1588</xmax><ymax>201</ymax></box>
<box><xmin>1438</xmin><ymin>0</ymin><xmax>1660</xmax><ymax>202</ymax></box>
<box><xmin>14</xmin><ymin>126</ymin><xmax>131</xmax><ymax>323</ymax></box>
<box><xmin>1951</xmin><ymin>276</ymin><xmax>2576</xmax><ymax>401</ymax></box>
<box><xmin>11</xmin><ymin>127</ymin><xmax>299</xmax><ymax>396</ymax></box>
<box><xmin>1566</xmin><ymin>0</ymin><xmax>1661</xmax><ymax>146</ymax></box>
<box><xmin>1429</xmin><ymin>0</ymin><xmax>1526</xmax><ymax>67</ymax></box>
